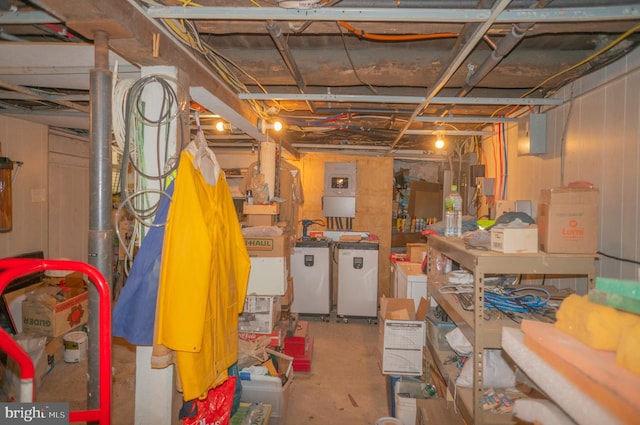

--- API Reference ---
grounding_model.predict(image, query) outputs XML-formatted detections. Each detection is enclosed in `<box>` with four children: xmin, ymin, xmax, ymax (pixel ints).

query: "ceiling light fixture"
<box><xmin>435</xmin><ymin>127</ymin><xmax>445</xmax><ymax>149</ymax></box>
<box><xmin>435</xmin><ymin>133</ymin><xmax>445</xmax><ymax>150</ymax></box>
<box><xmin>258</xmin><ymin>118</ymin><xmax>284</xmax><ymax>134</ymax></box>
<box><xmin>215</xmin><ymin>120</ymin><xmax>232</xmax><ymax>132</ymax></box>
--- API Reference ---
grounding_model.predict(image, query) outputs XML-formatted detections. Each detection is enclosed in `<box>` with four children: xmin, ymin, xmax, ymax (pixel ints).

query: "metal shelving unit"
<box><xmin>425</xmin><ymin>235</ymin><xmax>597</xmax><ymax>425</ymax></box>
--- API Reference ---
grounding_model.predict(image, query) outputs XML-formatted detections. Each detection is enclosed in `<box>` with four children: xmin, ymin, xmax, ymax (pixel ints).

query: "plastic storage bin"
<box><xmin>240</xmin><ymin>376</ymin><xmax>292</xmax><ymax>425</ymax></box>
<box><xmin>426</xmin><ymin>310</ymin><xmax>456</xmax><ymax>351</ymax></box>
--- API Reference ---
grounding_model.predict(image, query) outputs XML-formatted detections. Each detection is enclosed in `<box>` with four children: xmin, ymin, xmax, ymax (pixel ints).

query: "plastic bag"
<box><xmin>2</xmin><ymin>335</ymin><xmax>48</xmax><ymax>401</ymax></box>
<box><xmin>455</xmin><ymin>349</ymin><xmax>516</xmax><ymax>389</ymax></box>
<box><xmin>444</xmin><ymin>327</ymin><xmax>473</xmax><ymax>356</ymax></box>
<box><xmin>182</xmin><ymin>376</ymin><xmax>236</xmax><ymax>425</ymax></box>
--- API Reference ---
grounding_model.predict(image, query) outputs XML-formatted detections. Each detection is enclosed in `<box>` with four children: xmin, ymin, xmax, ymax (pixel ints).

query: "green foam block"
<box><xmin>590</xmin><ymin>277</ymin><xmax>640</xmax><ymax>314</ymax></box>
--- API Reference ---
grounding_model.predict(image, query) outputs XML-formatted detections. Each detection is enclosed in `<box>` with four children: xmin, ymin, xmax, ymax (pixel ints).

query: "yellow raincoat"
<box><xmin>156</xmin><ymin>145</ymin><xmax>250</xmax><ymax>401</ymax></box>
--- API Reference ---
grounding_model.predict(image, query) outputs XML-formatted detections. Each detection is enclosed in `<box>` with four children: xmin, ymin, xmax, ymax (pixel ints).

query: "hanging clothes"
<box><xmin>111</xmin><ymin>182</ymin><xmax>174</xmax><ymax>346</ymax></box>
<box><xmin>155</xmin><ymin>142</ymin><xmax>250</xmax><ymax>401</ymax></box>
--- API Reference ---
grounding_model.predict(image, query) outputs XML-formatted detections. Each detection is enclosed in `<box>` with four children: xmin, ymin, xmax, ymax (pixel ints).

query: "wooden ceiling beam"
<box><xmin>31</xmin><ymin>0</ymin><xmax>303</xmax><ymax>156</ymax></box>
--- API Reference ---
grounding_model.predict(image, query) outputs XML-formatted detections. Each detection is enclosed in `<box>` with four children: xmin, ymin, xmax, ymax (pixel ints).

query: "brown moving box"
<box><xmin>22</xmin><ymin>272</ymin><xmax>88</xmax><ymax>338</ymax></box>
<box><xmin>245</xmin><ymin>234</ymin><xmax>292</xmax><ymax>258</ymax></box>
<box><xmin>537</xmin><ymin>187</ymin><xmax>599</xmax><ymax>253</ymax></box>
<box><xmin>406</xmin><ymin>242</ymin><xmax>428</xmax><ymax>263</ymax></box>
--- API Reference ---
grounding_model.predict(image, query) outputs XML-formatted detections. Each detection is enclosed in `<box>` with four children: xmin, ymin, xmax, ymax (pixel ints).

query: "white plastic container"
<box><xmin>63</xmin><ymin>331</ymin><xmax>87</xmax><ymax>363</ymax></box>
<box><xmin>376</xmin><ymin>417</ymin><xmax>403</xmax><ymax>425</ymax></box>
<box><xmin>240</xmin><ymin>376</ymin><xmax>292</xmax><ymax>425</ymax></box>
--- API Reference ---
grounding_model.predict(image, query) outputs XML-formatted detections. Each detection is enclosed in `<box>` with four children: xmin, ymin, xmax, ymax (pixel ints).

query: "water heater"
<box><xmin>323</xmin><ymin>162</ymin><xmax>356</xmax><ymax>218</ymax></box>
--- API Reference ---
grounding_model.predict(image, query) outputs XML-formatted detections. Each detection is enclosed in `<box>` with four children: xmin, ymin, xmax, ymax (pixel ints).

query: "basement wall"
<box><xmin>0</xmin><ymin>116</ymin><xmax>48</xmax><ymax>258</ymax></box>
<box><xmin>481</xmin><ymin>45</ymin><xmax>640</xmax><ymax>291</ymax></box>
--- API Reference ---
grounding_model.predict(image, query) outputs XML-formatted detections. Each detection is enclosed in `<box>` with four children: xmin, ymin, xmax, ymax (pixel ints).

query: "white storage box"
<box><xmin>247</xmin><ymin>257</ymin><xmax>288</xmax><ymax>295</ymax></box>
<box><xmin>394</xmin><ymin>262</ymin><xmax>428</xmax><ymax>310</ymax></box>
<box><xmin>239</xmin><ymin>295</ymin><xmax>281</xmax><ymax>334</ymax></box>
<box><xmin>490</xmin><ymin>225</ymin><xmax>538</xmax><ymax>253</ymax></box>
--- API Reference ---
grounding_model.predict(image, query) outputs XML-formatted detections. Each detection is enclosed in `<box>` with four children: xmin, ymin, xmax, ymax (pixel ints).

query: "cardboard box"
<box><xmin>378</xmin><ymin>296</ymin><xmax>429</xmax><ymax>375</ymax></box>
<box><xmin>537</xmin><ymin>187</ymin><xmax>599</xmax><ymax>253</ymax></box>
<box><xmin>238</xmin><ymin>324</ymin><xmax>285</xmax><ymax>348</ymax></box>
<box><xmin>245</xmin><ymin>235</ymin><xmax>291</xmax><ymax>258</ymax></box>
<box><xmin>395</xmin><ymin>379</ymin><xmax>433</xmax><ymax>425</ymax></box>
<box><xmin>407</xmin><ymin>181</ymin><xmax>444</xmax><ymax>220</ymax></box>
<box><xmin>22</xmin><ymin>279</ymin><xmax>88</xmax><ymax>338</ymax></box>
<box><xmin>406</xmin><ymin>243</ymin><xmax>428</xmax><ymax>264</ymax></box>
<box><xmin>243</xmin><ymin>202</ymin><xmax>279</xmax><ymax>215</ymax></box>
<box><xmin>280</xmin><ymin>275</ymin><xmax>294</xmax><ymax>307</ymax></box>
<box><xmin>490</xmin><ymin>225</ymin><xmax>538</xmax><ymax>253</ymax></box>
<box><xmin>394</xmin><ymin>262</ymin><xmax>428</xmax><ymax>310</ymax></box>
<box><xmin>246</xmin><ymin>214</ymin><xmax>275</xmax><ymax>227</ymax></box>
<box><xmin>416</xmin><ymin>398</ymin><xmax>465</xmax><ymax>425</ymax></box>
<box><xmin>247</xmin><ymin>257</ymin><xmax>289</xmax><ymax>296</ymax></box>
<box><xmin>239</xmin><ymin>295</ymin><xmax>281</xmax><ymax>334</ymax></box>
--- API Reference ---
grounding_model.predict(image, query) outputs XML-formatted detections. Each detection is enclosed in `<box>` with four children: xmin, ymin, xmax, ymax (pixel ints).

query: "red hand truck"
<box><xmin>0</xmin><ymin>258</ymin><xmax>111</xmax><ymax>424</ymax></box>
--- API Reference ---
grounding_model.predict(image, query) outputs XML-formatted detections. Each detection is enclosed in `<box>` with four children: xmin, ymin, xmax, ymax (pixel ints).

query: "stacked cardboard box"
<box><xmin>241</xmin><ymin>234</ymin><xmax>294</xmax><ymax>344</ymax></box>
<box><xmin>243</xmin><ymin>202</ymin><xmax>279</xmax><ymax>227</ymax></box>
<box><xmin>239</xmin><ymin>295</ymin><xmax>282</xmax><ymax>334</ymax></box>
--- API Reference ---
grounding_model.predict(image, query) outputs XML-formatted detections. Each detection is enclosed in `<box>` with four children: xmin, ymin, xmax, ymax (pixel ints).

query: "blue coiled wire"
<box><xmin>484</xmin><ymin>286</ymin><xmax>550</xmax><ymax>314</ymax></box>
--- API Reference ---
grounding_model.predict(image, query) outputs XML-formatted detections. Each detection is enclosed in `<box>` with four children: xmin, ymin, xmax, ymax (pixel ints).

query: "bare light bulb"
<box><xmin>435</xmin><ymin>136</ymin><xmax>445</xmax><ymax>149</ymax></box>
<box><xmin>215</xmin><ymin>121</ymin><xmax>226</xmax><ymax>132</ymax></box>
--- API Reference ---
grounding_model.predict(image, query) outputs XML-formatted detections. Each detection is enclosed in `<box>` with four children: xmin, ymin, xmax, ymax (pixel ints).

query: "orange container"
<box><xmin>0</xmin><ymin>156</ymin><xmax>14</xmax><ymax>232</ymax></box>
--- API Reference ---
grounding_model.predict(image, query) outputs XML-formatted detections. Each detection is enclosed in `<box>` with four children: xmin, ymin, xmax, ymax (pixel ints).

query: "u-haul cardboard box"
<box><xmin>244</xmin><ymin>234</ymin><xmax>291</xmax><ymax>258</ymax></box>
<box><xmin>537</xmin><ymin>187</ymin><xmax>599</xmax><ymax>254</ymax></box>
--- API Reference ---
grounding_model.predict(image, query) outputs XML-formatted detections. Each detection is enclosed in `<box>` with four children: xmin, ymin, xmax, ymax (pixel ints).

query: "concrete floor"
<box><xmin>283</xmin><ymin>316</ymin><xmax>389</xmax><ymax>425</ymax></box>
<box><xmin>25</xmin><ymin>315</ymin><xmax>390</xmax><ymax>424</ymax></box>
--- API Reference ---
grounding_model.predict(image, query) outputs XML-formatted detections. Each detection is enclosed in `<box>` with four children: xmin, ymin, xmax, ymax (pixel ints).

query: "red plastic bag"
<box><xmin>182</xmin><ymin>376</ymin><xmax>236</xmax><ymax>425</ymax></box>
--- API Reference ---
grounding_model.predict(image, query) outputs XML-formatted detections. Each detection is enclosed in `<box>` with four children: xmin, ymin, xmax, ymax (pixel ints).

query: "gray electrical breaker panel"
<box><xmin>323</xmin><ymin>162</ymin><xmax>356</xmax><ymax>218</ymax></box>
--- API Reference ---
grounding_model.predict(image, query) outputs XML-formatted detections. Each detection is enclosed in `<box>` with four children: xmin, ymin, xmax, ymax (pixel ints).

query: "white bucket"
<box><xmin>376</xmin><ymin>417</ymin><xmax>403</xmax><ymax>425</ymax></box>
<box><xmin>63</xmin><ymin>331</ymin><xmax>87</xmax><ymax>363</ymax></box>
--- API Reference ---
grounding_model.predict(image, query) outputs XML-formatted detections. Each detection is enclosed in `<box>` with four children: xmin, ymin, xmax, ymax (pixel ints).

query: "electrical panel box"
<box><xmin>518</xmin><ymin>113</ymin><xmax>547</xmax><ymax>155</ymax></box>
<box><xmin>479</xmin><ymin>177</ymin><xmax>495</xmax><ymax>196</ymax></box>
<box><xmin>323</xmin><ymin>162</ymin><xmax>357</xmax><ymax>218</ymax></box>
<box><xmin>324</xmin><ymin>162</ymin><xmax>356</xmax><ymax>197</ymax></box>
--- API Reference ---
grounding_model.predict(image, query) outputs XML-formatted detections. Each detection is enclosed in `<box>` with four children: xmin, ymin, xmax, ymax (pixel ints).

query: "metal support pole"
<box><xmin>88</xmin><ymin>30</ymin><xmax>113</xmax><ymax>416</ymax></box>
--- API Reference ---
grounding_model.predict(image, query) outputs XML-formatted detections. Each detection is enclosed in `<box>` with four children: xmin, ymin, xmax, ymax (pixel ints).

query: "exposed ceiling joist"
<box><xmin>144</xmin><ymin>5</ymin><xmax>640</xmax><ymax>23</ymax></box>
<box><xmin>1</xmin><ymin>0</ymin><xmax>638</xmax><ymax>154</ymax></box>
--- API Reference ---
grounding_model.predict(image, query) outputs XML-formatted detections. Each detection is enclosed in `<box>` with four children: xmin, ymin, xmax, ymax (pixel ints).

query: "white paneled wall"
<box><xmin>48</xmin><ymin>131</ymin><xmax>89</xmax><ymax>261</ymax></box>
<box><xmin>0</xmin><ymin>116</ymin><xmax>48</xmax><ymax>258</ymax></box>
<box><xmin>482</xmin><ymin>46</ymin><xmax>640</xmax><ymax>291</ymax></box>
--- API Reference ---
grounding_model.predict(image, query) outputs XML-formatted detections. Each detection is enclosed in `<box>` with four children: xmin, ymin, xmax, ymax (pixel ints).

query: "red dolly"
<box><xmin>0</xmin><ymin>258</ymin><xmax>111</xmax><ymax>424</ymax></box>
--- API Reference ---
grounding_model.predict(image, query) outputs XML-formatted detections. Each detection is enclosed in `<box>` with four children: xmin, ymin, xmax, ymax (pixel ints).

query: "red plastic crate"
<box><xmin>291</xmin><ymin>337</ymin><xmax>314</xmax><ymax>372</ymax></box>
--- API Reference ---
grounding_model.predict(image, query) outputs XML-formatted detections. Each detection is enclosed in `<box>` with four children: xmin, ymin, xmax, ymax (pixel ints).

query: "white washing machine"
<box><xmin>290</xmin><ymin>239</ymin><xmax>331</xmax><ymax>316</ymax></box>
<box><xmin>337</xmin><ymin>241</ymin><xmax>379</xmax><ymax>320</ymax></box>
